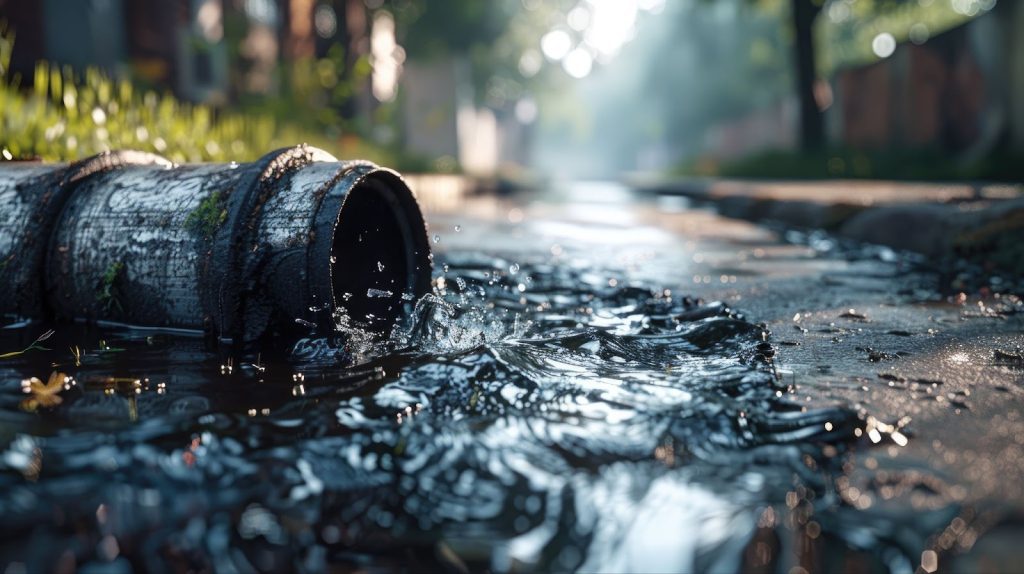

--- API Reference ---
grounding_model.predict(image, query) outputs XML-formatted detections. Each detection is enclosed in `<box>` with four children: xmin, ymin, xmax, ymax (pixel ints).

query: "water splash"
<box><xmin>0</xmin><ymin>254</ymin><xmax>963</xmax><ymax>572</ymax></box>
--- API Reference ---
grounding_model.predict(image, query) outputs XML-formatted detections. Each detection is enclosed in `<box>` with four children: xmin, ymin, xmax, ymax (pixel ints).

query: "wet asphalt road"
<box><xmin>426</xmin><ymin>180</ymin><xmax>1024</xmax><ymax>570</ymax></box>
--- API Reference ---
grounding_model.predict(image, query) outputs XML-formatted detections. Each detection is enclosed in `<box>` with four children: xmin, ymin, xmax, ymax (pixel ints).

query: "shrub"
<box><xmin>0</xmin><ymin>27</ymin><xmax>273</xmax><ymax>163</ymax></box>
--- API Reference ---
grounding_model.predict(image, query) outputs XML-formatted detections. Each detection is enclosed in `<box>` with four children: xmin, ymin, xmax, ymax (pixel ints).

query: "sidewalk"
<box><xmin>629</xmin><ymin>176</ymin><xmax>1024</xmax><ymax>274</ymax></box>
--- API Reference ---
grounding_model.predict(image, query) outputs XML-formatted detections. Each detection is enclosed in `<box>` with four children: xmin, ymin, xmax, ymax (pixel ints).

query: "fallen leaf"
<box><xmin>20</xmin><ymin>371</ymin><xmax>70</xmax><ymax>412</ymax></box>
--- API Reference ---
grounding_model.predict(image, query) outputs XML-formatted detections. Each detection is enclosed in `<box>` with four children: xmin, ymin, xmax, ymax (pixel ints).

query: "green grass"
<box><xmin>0</xmin><ymin>27</ymin><xmax>423</xmax><ymax>170</ymax></box>
<box><xmin>0</xmin><ymin>29</ymin><xmax>274</xmax><ymax>163</ymax></box>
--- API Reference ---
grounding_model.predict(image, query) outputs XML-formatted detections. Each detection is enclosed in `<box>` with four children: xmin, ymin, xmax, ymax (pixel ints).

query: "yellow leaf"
<box><xmin>19</xmin><ymin>371</ymin><xmax>69</xmax><ymax>412</ymax></box>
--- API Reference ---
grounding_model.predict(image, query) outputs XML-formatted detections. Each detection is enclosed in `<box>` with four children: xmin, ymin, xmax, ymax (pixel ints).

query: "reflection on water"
<box><xmin>0</xmin><ymin>252</ymin><xmax>962</xmax><ymax>572</ymax></box>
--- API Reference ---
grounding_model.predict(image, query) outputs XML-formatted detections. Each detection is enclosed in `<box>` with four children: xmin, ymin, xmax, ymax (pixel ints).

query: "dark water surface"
<box><xmin>0</xmin><ymin>189</ymin><xmax>1004</xmax><ymax>572</ymax></box>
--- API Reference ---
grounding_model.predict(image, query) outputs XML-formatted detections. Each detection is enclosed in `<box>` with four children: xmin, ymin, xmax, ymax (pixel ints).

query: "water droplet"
<box><xmin>454</xmin><ymin>225</ymin><xmax>462</xmax><ymax>232</ymax></box>
<box><xmin>509</xmin><ymin>264</ymin><xmax>520</xmax><ymax>274</ymax></box>
<box><xmin>433</xmin><ymin>234</ymin><xmax>440</xmax><ymax>243</ymax></box>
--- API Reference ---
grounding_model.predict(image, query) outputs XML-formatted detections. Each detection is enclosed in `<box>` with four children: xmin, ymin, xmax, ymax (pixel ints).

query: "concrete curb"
<box><xmin>630</xmin><ymin>176</ymin><xmax>1024</xmax><ymax>275</ymax></box>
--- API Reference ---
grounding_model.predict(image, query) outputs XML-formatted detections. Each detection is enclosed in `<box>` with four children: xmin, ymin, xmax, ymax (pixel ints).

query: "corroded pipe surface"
<box><xmin>0</xmin><ymin>146</ymin><xmax>432</xmax><ymax>344</ymax></box>
<box><xmin>0</xmin><ymin>151</ymin><xmax>170</xmax><ymax>319</ymax></box>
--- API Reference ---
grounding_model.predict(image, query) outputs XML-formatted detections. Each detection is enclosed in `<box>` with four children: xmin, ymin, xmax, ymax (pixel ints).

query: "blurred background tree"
<box><xmin>0</xmin><ymin>0</ymin><xmax>1019</xmax><ymax>181</ymax></box>
<box><xmin>534</xmin><ymin>0</ymin><xmax>1020</xmax><ymax>180</ymax></box>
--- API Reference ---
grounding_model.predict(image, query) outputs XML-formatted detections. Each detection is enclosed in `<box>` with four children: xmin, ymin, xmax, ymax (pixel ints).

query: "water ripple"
<box><xmin>0</xmin><ymin>255</ymin><xmax>958</xmax><ymax>572</ymax></box>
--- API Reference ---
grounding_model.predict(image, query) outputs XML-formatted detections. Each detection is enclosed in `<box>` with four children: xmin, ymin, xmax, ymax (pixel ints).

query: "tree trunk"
<box><xmin>791</xmin><ymin>0</ymin><xmax>824</xmax><ymax>151</ymax></box>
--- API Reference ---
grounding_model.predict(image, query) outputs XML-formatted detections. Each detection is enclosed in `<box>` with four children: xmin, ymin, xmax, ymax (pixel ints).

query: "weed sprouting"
<box><xmin>97</xmin><ymin>261</ymin><xmax>125</xmax><ymax>313</ymax></box>
<box><xmin>0</xmin><ymin>328</ymin><xmax>54</xmax><ymax>359</ymax></box>
<box><xmin>184</xmin><ymin>191</ymin><xmax>228</xmax><ymax>238</ymax></box>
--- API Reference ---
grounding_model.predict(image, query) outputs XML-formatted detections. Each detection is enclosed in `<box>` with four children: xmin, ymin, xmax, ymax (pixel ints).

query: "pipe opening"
<box><xmin>330</xmin><ymin>172</ymin><xmax>430</xmax><ymax>332</ymax></box>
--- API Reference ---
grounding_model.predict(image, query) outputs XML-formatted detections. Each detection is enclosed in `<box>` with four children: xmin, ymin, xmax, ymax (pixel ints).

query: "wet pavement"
<box><xmin>430</xmin><ymin>182</ymin><xmax>1024</xmax><ymax>571</ymax></box>
<box><xmin>628</xmin><ymin>176</ymin><xmax>1024</xmax><ymax>272</ymax></box>
<box><xmin>1</xmin><ymin>180</ymin><xmax>1022</xmax><ymax>573</ymax></box>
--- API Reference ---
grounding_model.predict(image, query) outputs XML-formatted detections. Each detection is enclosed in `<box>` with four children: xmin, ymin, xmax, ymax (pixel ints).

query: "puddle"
<box><xmin>0</xmin><ymin>251</ymin><xmax>965</xmax><ymax>572</ymax></box>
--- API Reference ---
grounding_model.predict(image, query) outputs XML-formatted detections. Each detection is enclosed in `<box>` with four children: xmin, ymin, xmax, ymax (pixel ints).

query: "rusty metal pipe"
<box><xmin>0</xmin><ymin>146</ymin><xmax>433</xmax><ymax>344</ymax></box>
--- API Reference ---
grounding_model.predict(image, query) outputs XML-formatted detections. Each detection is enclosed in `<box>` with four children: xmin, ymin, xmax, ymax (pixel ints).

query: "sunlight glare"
<box><xmin>563</xmin><ymin>48</ymin><xmax>594</xmax><ymax>79</ymax></box>
<box><xmin>541</xmin><ymin>29</ymin><xmax>573</xmax><ymax>61</ymax></box>
<box><xmin>582</xmin><ymin>0</ymin><xmax>638</xmax><ymax>58</ymax></box>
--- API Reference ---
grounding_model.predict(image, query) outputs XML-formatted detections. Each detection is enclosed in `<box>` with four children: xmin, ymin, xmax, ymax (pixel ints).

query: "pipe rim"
<box><xmin>313</xmin><ymin>166</ymin><xmax>432</xmax><ymax>336</ymax></box>
<box><xmin>209</xmin><ymin>144</ymin><xmax>336</xmax><ymax>342</ymax></box>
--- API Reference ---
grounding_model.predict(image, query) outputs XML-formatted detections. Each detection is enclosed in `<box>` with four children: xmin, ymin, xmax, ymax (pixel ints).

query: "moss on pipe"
<box><xmin>184</xmin><ymin>191</ymin><xmax>228</xmax><ymax>239</ymax></box>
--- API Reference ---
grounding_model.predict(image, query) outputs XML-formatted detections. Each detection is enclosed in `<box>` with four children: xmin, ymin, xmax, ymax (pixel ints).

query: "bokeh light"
<box><xmin>871</xmin><ymin>32</ymin><xmax>896</xmax><ymax>58</ymax></box>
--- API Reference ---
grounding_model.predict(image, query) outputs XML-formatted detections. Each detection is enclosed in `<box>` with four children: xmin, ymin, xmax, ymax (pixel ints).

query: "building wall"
<box><xmin>42</xmin><ymin>0</ymin><xmax>127</xmax><ymax>74</ymax></box>
<box><xmin>701</xmin><ymin>4</ymin><xmax>1024</xmax><ymax>162</ymax></box>
<box><xmin>0</xmin><ymin>0</ymin><xmax>45</xmax><ymax>79</ymax></box>
<box><xmin>702</xmin><ymin>97</ymin><xmax>798</xmax><ymax>161</ymax></box>
<box><xmin>1</xmin><ymin>0</ymin><xmax>231</xmax><ymax>104</ymax></box>
<box><xmin>832</xmin><ymin>3</ymin><xmax>1022</xmax><ymax>155</ymax></box>
<box><xmin>400</xmin><ymin>57</ymin><xmax>463</xmax><ymax>163</ymax></box>
<box><xmin>2</xmin><ymin>0</ymin><xmax>128</xmax><ymax>77</ymax></box>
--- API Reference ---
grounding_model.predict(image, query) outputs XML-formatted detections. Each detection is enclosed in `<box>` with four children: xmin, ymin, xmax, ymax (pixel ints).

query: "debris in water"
<box><xmin>19</xmin><ymin>371</ymin><xmax>69</xmax><ymax>411</ymax></box>
<box><xmin>0</xmin><ymin>329</ymin><xmax>55</xmax><ymax>359</ymax></box>
<box><xmin>858</xmin><ymin>346</ymin><xmax>903</xmax><ymax>362</ymax></box>
<box><xmin>840</xmin><ymin>309</ymin><xmax>869</xmax><ymax>321</ymax></box>
<box><xmin>994</xmin><ymin>348</ymin><xmax>1024</xmax><ymax>365</ymax></box>
<box><xmin>366</xmin><ymin>288</ymin><xmax>393</xmax><ymax>299</ymax></box>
